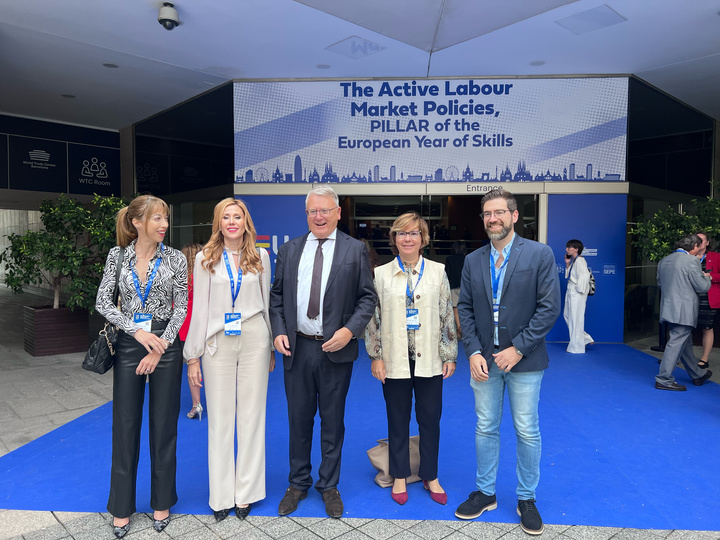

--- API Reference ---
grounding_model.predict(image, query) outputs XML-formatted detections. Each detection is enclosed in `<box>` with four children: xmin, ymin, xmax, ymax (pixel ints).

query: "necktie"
<box><xmin>307</xmin><ymin>238</ymin><xmax>327</xmax><ymax>319</ymax></box>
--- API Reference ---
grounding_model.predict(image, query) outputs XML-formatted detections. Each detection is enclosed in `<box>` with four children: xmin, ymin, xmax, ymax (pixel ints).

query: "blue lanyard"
<box><xmin>674</xmin><ymin>249</ymin><xmax>688</xmax><ymax>254</ymax></box>
<box><xmin>396</xmin><ymin>255</ymin><xmax>425</xmax><ymax>299</ymax></box>
<box><xmin>490</xmin><ymin>251</ymin><xmax>510</xmax><ymax>301</ymax></box>
<box><xmin>223</xmin><ymin>250</ymin><xmax>243</xmax><ymax>312</ymax></box>
<box><xmin>131</xmin><ymin>243</ymin><xmax>164</xmax><ymax>310</ymax></box>
<box><xmin>567</xmin><ymin>257</ymin><xmax>576</xmax><ymax>278</ymax></box>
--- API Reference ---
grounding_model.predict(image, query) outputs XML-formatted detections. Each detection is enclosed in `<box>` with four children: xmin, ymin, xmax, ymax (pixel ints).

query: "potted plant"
<box><xmin>631</xmin><ymin>197</ymin><xmax>720</xmax><ymax>262</ymax></box>
<box><xmin>0</xmin><ymin>194</ymin><xmax>126</xmax><ymax>356</ymax></box>
<box><xmin>631</xmin><ymin>196</ymin><xmax>720</xmax><ymax>348</ymax></box>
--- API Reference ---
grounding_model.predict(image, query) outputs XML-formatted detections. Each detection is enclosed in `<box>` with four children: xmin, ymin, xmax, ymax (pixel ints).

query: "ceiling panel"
<box><xmin>0</xmin><ymin>0</ymin><xmax>717</xmax><ymax>131</ymax></box>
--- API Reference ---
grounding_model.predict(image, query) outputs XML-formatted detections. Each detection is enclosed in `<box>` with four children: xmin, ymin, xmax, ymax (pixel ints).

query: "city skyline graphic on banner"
<box><xmin>235</xmin><ymin>156</ymin><xmax>622</xmax><ymax>184</ymax></box>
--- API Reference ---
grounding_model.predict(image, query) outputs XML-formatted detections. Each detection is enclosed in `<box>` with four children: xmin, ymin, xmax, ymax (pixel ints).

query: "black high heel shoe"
<box><xmin>235</xmin><ymin>504</ymin><xmax>251</xmax><ymax>520</ymax></box>
<box><xmin>153</xmin><ymin>515</ymin><xmax>170</xmax><ymax>532</ymax></box>
<box><xmin>214</xmin><ymin>508</ymin><xmax>232</xmax><ymax>522</ymax></box>
<box><xmin>112</xmin><ymin>519</ymin><xmax>130</xmax><ymax>538</ymax></box>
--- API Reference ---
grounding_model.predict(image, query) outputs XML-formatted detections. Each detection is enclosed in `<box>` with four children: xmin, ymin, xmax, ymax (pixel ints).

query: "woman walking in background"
<box><xmin>695</xmin><ymin>232</ymin><xmax>718</xmax><ymax>369</ymax></box>
<box><xmin>96</xmin><ymin>195</ymin><xmax>187</xmax><ymax>538</ymax></box>
<box><xmin>184</xmin><ymin>198</ymin><xmax>274</xmax><ymax>522</ymax></box>
<box><xmin>179</xmin><ymin>242</ymin><xmax>204</xmax><ymax>420</ymax></box>
<box><xmin>564</xmin><ymin>239</ymin><xmax>593</xmax><ymax>354</ymax></box>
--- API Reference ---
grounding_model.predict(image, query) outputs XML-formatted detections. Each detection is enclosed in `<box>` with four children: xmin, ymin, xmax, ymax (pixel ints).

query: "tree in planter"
<box><xmin>631</xmin><ymin>197</ymin><xmax>720</xmax><ymax>262</ymax></box>
<box><xmin>0</xmin><ymin>193</ymin><xmax>127</xmax><ymax>312</ymax></box>
<box><xmin>631</xmin><ymin>196</ymin><xmax>720</xmax><ymax>351</ymax></box>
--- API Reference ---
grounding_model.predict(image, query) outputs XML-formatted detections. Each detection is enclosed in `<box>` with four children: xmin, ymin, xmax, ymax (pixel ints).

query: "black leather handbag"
<box><xmin>82</xmin><ymin>248</ymin><xmax>124</xmax><ymax>374</ymax></box>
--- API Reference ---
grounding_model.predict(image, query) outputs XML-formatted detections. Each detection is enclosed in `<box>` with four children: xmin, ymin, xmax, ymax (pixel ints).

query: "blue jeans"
<box><xmin>471</xmin><ymin>362</ymin><xmax>543</xmax><ymax>500</ymax></box>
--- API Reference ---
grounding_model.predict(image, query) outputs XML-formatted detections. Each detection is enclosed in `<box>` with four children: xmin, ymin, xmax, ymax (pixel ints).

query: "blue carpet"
<box><xmin>1</xmin><ymin>343</ymin><xmax>719</xmax><ymax>530</ymax></box>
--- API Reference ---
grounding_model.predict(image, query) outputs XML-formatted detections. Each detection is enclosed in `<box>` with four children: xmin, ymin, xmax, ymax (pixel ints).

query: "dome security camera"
<box><xmin>158</xmin><ymin>2</ymin><xmax>180</xmax><ymax>30</ymax></box>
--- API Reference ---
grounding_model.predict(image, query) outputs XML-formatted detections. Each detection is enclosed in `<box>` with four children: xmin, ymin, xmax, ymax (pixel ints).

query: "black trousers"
<box><xmin>284</xmin><ymin>335</ymin><xmax>353</xmax><ymax>493</ymax></box>
<box><xmin>382</xmin><ymin>360</ymin><xmax>443</xmax><ymax>481</ymax></box>
<box><xmin>107</xmin><ymin>322</ymin><xmax>182</xmax><ymax>518</ymax></box>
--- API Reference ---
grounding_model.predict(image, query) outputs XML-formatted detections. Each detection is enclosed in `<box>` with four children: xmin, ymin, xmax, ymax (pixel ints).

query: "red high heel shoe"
<box><xmin>391</xmin><ymin>479</ymin><xmax>408</xmax><ymax>505</ymax></box>
<box><xmin>423</xmin><ymin>480</ymin><xmax>447</xmax><ymax>505</ymax></box>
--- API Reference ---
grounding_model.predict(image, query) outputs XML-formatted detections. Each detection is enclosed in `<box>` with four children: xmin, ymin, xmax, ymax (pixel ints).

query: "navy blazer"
<box><xmin>458</xmin><ymin>235</ymin><xmax>561</xmax><ymax>372</ymax></box>
<box><xmin>269</xmin><ymin>230</ymin><xmax>377</xmax><ymax>369</ymax></box>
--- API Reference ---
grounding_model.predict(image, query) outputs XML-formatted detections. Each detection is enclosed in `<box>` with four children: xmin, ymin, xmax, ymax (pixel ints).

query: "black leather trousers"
<box><xmin>107</xmin><ymin>321</ymin><xmax>182</xmax><ymax>518</ymax></box>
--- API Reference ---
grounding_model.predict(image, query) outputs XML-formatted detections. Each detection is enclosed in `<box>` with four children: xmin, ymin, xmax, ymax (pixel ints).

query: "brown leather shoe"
<box><xmin>278</xmin><ymin>486</ymin><xmax>307</xmax><ymax>516</ymax></box>
<box><xmin>322</xmin><ymin>488</ymin><xmax>343</xmax><ymax>518</ymax></box>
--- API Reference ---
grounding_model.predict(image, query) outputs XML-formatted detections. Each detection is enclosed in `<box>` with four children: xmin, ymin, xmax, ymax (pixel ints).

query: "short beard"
<box><xmin>486</xmin><ymin>225</ymin><xmax>511</xmax><ymax>242</ymax></box>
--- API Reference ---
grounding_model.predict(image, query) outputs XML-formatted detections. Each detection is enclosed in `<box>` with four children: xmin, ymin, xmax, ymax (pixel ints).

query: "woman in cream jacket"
<box><xmin>184</xmin><ymin>198</ymin><xmax>274</xmax><ymax>522</ymax></box>
<box><xmin>365</xmin><ymin>212</ymin><xmax>457</xmax><ymax>506</ymax></box>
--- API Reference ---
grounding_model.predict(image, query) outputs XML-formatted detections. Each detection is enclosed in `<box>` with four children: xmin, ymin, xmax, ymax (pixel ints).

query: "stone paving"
<box><xmin>0</xmin><ymin>287</ymin><xmax>718</xmax><ymax>540</ymax></box>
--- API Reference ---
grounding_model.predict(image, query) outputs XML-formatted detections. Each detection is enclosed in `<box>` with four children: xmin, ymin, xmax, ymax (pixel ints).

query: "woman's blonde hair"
<box><xmin>116</xmin><ymin>195</ymin><xmax>169</xmax><ymax>247</ymax></box>
<box><xmin>181</xmin><ymin>243</ymin><xmax>203</xmax><ymax>277</ymax></box>
<box><xmin>201</xmin><ymin>198</ymin><xmax>262</xmax><ymax>274</ymax></box>
<box><xmin>389</xmin><ymin>211</ymin><xmax>430</xmax><ymax>255</ymax></box>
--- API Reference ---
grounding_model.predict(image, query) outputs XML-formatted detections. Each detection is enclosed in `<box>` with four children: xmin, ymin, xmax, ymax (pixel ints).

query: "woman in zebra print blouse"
<box><xmin>95</xmin><ymin>194</ymin><xmax>188</xmax><ymax>538</ymax></box>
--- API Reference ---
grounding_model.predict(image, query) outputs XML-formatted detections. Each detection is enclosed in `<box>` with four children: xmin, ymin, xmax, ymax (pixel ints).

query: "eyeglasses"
<box><xmin>481</xmin><ymin>209</ymin><xmax>510</xmax><ymax>220</ymax></box>
<box><xmin>396</xmin><ymin>231</ymin><xmax>421</xmax><ymax>239</ymax></box>
<box><xmin>306</xmin><ymin>207</ymin><xmax>338</xmax><ymax>217</ymax></box>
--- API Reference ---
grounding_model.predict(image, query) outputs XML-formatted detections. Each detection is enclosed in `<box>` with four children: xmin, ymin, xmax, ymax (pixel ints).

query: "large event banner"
<box><xmin>234</xmin><ymin>78</ymin><xmax>628</xmax><ymax>185</ymax></box>
<box><xmin>546</xmin><ymin>194</ymin><xmax>627</xmax><ymax>344</ymax></box>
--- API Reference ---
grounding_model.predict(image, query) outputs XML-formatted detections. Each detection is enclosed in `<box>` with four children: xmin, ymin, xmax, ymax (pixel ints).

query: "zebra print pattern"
<box><xmin>95</xmin><ymin>241</ymin><xmax>188</xmax><ymax>345</ymax></box>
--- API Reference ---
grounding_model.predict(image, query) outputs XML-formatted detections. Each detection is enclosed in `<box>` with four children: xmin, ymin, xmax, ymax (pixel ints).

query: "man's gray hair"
<box><xmin>306</xmin><ymin>186</ymin><xmax>339</xmax><ymax>207</ymax></box>
<box><xmin>674</xmin><ymin>234</ymin><xmax>702</xmax><ymax>252</ymax></box>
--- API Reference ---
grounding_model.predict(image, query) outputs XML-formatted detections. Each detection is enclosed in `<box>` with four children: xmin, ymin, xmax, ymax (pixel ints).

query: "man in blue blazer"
<box><xmin>269</xmin><ymin>186</ymin><xmax>377</xmax><ymax>518</ymax></box>
<box><xmin>455</xmin><ymin>189</ymin><xmax>560</xmax><ymax>536</ymax></box>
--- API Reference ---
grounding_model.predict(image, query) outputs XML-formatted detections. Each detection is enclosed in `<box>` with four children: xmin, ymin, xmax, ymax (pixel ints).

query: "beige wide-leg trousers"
<box><xmin>203</xmin><ymin>316</ymin><xmax>271</xmax><ymax>511</ymax></box>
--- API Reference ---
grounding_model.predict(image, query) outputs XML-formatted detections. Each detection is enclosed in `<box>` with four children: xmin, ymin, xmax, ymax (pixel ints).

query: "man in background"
<box><xmin>655</xmin><ymin>234</ymin><xmax>712</xmax><ymax>391</ymax></box>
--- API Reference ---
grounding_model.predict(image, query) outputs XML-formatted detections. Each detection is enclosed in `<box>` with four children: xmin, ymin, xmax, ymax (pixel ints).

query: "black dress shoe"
<box><xmin>214</xmin><ymin>508</ymin><xmax>232</xmax><ymax>522</ymax></box>
<box><xmin>235</xmin><ymin>504</ymin><xmax>251</xmax><ymax>520</ymax></box>
<box><xmin>322</xmin><ymin>488</ymin><xmax>344</xmax><ymax>518</ymax></box>
<box><xmin>113</xmin><ymin>523</ymin><xmax>129</xmax><ymax>539</ymax></box>
<box><xmin>278</xmin><ymin>486</ymin><xmax>308</xmax><ymax>516</ymax></box>
<box><xmin>655</xmin><ymin>381</ymin><xmax>686</xmax><ymax>391</ymax></box>
<box><xmin>153</xmin><ymin>516</ymin><xmax>170</xmax><ymax>532</ymax></box>
<box><xmin>693</xmin><ymin>369</ymin><xmax>713</xmax><ymax>386</ymax></box>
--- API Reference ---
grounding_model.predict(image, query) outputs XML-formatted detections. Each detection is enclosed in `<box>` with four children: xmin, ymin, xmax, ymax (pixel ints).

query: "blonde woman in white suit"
<box><xmin>184</xmin><ymin>198</ymin><xmax>274</xmax><ymax>522</ymax></box>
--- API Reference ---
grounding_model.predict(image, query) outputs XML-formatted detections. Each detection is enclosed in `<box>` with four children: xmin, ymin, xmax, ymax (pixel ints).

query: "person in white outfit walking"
<box><xmin>563</xmin><ymin>239</ymin><xmax>593</xmax><ymax>354</ymax></box>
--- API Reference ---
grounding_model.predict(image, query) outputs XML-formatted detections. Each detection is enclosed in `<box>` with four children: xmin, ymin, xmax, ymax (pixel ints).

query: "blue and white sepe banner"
<box><xmin>233</xmin><ymin>78</ymin><xmax>628</xmax><ymax>184</ymax></box>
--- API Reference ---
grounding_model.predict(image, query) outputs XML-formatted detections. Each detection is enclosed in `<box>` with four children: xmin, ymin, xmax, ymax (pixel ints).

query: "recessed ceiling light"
<box><xmin>556</xmin><ymin>5</ymin><xmax>627</xmax><ymax>35</ymax></box>
<box><xmin>102</xmin><ymin>63</ymin><xmax>119</xmax><ymax>69</ymax></box>
<box><xmin>530</xmin><ymin>60</ymin><xmax>545</xmax><ymax>67</ymax></box>
<box><xmin>316</xmin><ymin>64</ymin><xmax>331</xmax><ymax>69</ymax></box>
<box><xmin>61</xmin><ymin>94</ymin><xmax>76</xmax><ymax>99</ymax></box>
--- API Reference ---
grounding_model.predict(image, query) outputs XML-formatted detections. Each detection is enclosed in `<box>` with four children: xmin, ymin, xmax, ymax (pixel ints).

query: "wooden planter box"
<box><xmin>23</xmin><ymin>305</ymin><xmax>89</xmax><ymax>357</ymax></box>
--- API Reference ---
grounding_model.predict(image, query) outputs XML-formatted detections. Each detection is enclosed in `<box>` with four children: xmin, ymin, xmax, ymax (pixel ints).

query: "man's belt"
<box><xmin>297</xmin><ymin>331</ymin><xmax>324</xmax><ymax>341</ymax></box>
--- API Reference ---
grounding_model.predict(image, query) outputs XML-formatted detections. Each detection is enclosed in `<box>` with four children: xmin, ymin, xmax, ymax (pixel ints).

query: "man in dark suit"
<box><xmin>655</xmin><ymin>234</ymin><xmax>712</xmax><ymax>390</ymax></box>
<box><xmin>270</xmin><ymin>186</ymin><xmax>377</xmax><ymax>518</ymax></box>
<box><xmin>455</xmin><ymin>189</ymin><xmax>560</xmax><ymax>536</ymax></box>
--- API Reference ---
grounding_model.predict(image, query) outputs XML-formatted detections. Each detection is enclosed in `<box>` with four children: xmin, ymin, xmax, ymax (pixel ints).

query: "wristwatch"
<box><xmin>513</xmin><ymin>346</ymin><xmax>523</xmax><ymax>358</ymax></box>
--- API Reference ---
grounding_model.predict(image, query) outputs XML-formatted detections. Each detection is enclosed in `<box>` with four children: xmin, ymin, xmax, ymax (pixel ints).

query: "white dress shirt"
<box><xmin>297</xmin><ymin>229</ymin><xmax>336</xmax><ymax>336</ymax></box>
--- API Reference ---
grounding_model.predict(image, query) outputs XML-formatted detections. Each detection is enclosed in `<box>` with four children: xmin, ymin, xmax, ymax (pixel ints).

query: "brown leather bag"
<box><xmin>366</xmin><ymin>436</ymin><xmax>421</xmax><ymax>488</ymax></box>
